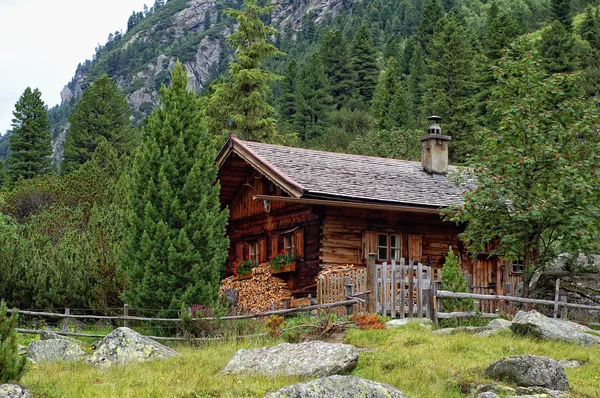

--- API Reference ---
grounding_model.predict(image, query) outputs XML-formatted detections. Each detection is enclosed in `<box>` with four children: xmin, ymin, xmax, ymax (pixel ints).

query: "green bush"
<box><xmin>440</xmin><ymin>246</ymin><xmax>474</xmax><ymax>327</ymax></box>
<box><xmin>0</xmin><ymin>302</ymin><xmax>27</xmax><ymax>383</ymax></box>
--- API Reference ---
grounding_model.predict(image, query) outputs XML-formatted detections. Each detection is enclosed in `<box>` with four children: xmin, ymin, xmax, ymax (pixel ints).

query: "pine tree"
<box><xmin>62</xmin><ymin>75</ymin><xmax>134</xmax><ymax>174</ymax></box>
<box><xmin>0</xmin><ymin>160</ymin><xmax>7</xmax><ymax>188</ymax></box>
<box><xmin>424</xmin><ymin>12</ymin><xmax>477</xmax><ymax>163</ymax></box>
<box><xmin>278</xmin><ymin>60</ymin><xmax>298</xmax><ymax>133</ymax></box>
<box><xmin>295</xmin><ymin>54</ymin><xmax>335</xmax><ymax>141</ymax></box>
<box><xmin>350</xmin><ymin>25</ymin><xmax>379</xmax><ymax>105</ymax></box>
<box><xmin>440</xmin><ymin>247</ymin><xmax>474</xmax><ymax>325</ymax></box>
<box><xmin>319</xmin><ymin>30</ymin><xmax>355</xmax><ymax>109</ymax></box>
<box><xmin>205</xmin><ymin>0</ymin><xmax>285</xmax><ymax>143</ymax></box>
<box><xmin>552</xmin><ymin>0</ymin><xmax>572</xmax><ymax>30</ymax></box>
<box><xmin>7</xmin><ymin>87</ymin><xmax>52</xmax><ymax>182</ymax></box>
<box><xmin>538</xmin><ymin>20</ymin><xmax>579</xmax><ymax>74</ymax></box>
<box><xmin>120</xmin><ymin>62</ymin><xmax>229</xmax><ymax>315</ymax></box>
<box><xmin>579</xmin><ymin>5</ymin><xmax>600</xmax><ymax>97</ymax></box>
<box><xmin>204</xmin><ymin>10</ymin><xmax>212</xmax><ymax>30</ymax></box>
<box><xmin>372</xmin><ymin>57</ymin><xmax>410</xmax><ymax>130</ymax></box>
<box><xmin>416</xmin><ymin>0</ymin><xmax>444</xmax><ymax>53</ymax></box>
<box><xmin>0</xmin><ymin>302</ymin><xmax>27</xmax><ymax>384</ymax></box>
<box><xmin>407</xmin><ymin>44</ymin><xmax>427</xmax><ymax>127</ymax></box>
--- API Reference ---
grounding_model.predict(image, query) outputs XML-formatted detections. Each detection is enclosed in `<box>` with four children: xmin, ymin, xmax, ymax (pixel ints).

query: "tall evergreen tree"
<box><xmin>350</xmin><ymin>25</ymin><xmax>379</xmax><ymax>105</ymax></box>
<box><xmin>319</xmin><ymin>30</ymin><xmax>355</xmax><ymax>109</ymax></box>
<box><xmin>0</xmin><ymin>302</ymin><xmax>26</xmax><ymax>384</ymax></box>
<box><xmin>205</xmin><ymin>0</ymin><xmax>285</xmax><ymax>143</ymax></box>
<box><xmin>538</xmin><ymin>20</ymin><xmax>579</xmax><ymax>74</ymax></box>
<box><xmin>372</xmin><ymin>57</ymin><xmax>410</xmax><ymax>130</ymax></box>
<box><xmin>7</xmin><ymin>87</ymin><xmax>52</xmax><ymax>181</ymax></box>
<box><xmin>407</xmin><ymin>44</ymin><xmax>428</xmax><ymax>127</ymax></box>
<box><xmin>416</xmin><ymin>0</ymin><xmax>444</xmax><ymax>53</ymax></box>
<box><xmin>120</xmin><ymin>62</ymin><xmax>229</xmax><ymax>314</ymax></box>
<box><xmin>0</xmin><ymin>160</ymin><xmax>7</xmax><ymax>188</ymax></box>
<box><xmin>295</xmin><ymin>55</ymin><xmax>335</xmax><ymax>141</ymax></box>
<box><xmin>552</xmin><ymin>0</ymin><xmax>572</xmax><ymax>30</ymax></box>
<box><xmin>278</xmin><ymin>60</ymin><xmax>298</xmax><ymax>133</ymax></box>
<box><xmin>62</xmin><ymin>75</ymin><xmax>133</xmax><ymax>174</ymax></box>
<box><xmin>579</xmin><ymin>5</ymin><xmax>600</xmax><ymax>97</ymax></box>
<box><xmin>424</xmin><ymin>12</ymin><xmax>477</xmax><ymax>163</ymax></box>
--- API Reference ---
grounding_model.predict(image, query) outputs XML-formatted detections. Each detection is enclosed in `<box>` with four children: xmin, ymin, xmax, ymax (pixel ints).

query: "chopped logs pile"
<box><xmin>220</xmin><ymin>264</ymin><xmax>292</xmax><ymax>313</ymax></box>
<box><xmin>317</xmin><ymin>264</ymin><xmax>359</xmax><ymax>279</ymax></box>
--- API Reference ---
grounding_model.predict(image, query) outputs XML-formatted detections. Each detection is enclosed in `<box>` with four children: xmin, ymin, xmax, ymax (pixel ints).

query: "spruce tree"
<box><xmin>205</xmin><ymin>0</ymin><xmax>285</xmax><ymax>144</ymax></box>
<box><xmin>62</xmin><ymin>74</ymin><xmax>134</xmax><ymax>174</ymax></box>
<box><xmin>372</xmin><ymin>57</ymin><xmax>410</xmax><ymax>130</ymax></box>
<box><xmin>0</xmin><ymin>302</ymin><xmax>27</xmax><ymax>384</ymax></box>
<box><xmin>0</xmin><ymin>160</ymin><xmax>7</xmax><ymax>188</ymax></box>
<box><xmin>538</xmin><ymin>20</ymin><xmax>579</xmax><ymax>74</ymax></box>
<box><xmin>552</xmin><ymin>0</ymin><xmax>572</xmax><ymax>30</ymax></box>
<box><xmin>407</xmin><ymin>44</ymin><xmax>428</xmax><ymax>127</ymax></box>
<box><xmin>440</xmin><ymin>247</ymin><xmax>474</xmax><ymax>325</ymax></box>
<box><xmin>350</xmin><ymin>25</ymin><xmax>379</xmax><ymax>105</ymax></box>
<box><xmin>319</xmin><ymin>29</ymin><xmax>355</xmax><ymax>109</ymax></box>
<box><xmin>278</xmin><ymin>60</ymin><xmax>298</xmax><ymax>133</ymax></box>
<box><xmin>295</xmin><ymin>55</ymin><xmax>335</xmax><ymax>141</ymax></box>
<box><xmin>416</xmin><ymin>0</ymin><xmax>444</xmax><ymax>53</ymax></box>
<box><xmin>424</xmin><ymin>12</ymin><xmax>477</xmax><ymax>163</ymax></box>
<box><xmin>579</xmin><ymin>6</ymin><xmax>600</xmax><ymax>97</ymax></box>
<box><xmin>121</xmin><ymin>62</ymin><xmax>229</xmax><ymax>315</ymax></box>
<box><xmin>8</xmin><ymin>87</ymin><xmax>52</xmax><ymax>181</ymax></box>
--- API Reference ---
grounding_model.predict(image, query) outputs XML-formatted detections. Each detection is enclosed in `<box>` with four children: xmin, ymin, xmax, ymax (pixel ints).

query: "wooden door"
<box><xmin>408</xmin><ymin>235</ymin><xmax>422</xmax><ymax>263</ymax></box>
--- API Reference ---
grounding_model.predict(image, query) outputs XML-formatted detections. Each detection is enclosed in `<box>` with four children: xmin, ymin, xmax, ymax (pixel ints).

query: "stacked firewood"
<box><xmin>219</xmin><ymin>264</ymin><xmax>292</xmax><ymax>313</ymax></box>
<box><xmin>316</xmin><ymin>264</ymin><xmax>360</xmax><ymax>279</ymax></box>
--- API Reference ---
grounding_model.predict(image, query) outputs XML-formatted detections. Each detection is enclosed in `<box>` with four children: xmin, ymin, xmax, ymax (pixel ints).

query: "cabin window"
<box><xmin>248</xmin><ymin>241</ymin><xmax>260</xmax><ymax>264</ymax></box>
<box><xmin>377</xmin><ymin>233</ymin><xmax>403</xmax><ymax>262</ymax></box>
<box><xmin>512</xmin><ymin>260</ymin><xmax>524</xmax><ymax>274</ymax></box>
<box><xmin>283</xmin><ymin>233</ymin><xmax>295</xmax><ymax>256</ymax></box>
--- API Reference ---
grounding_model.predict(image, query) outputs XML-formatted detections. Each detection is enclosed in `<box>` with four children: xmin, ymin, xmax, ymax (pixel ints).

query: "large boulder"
<box><xmin>27</xmin><ymin>339</ymin><xmax>87</xmax><ymax>363</ymax></box>
<box><xmin>511</xmin><ymin>310</ymin><xmax>600</xmax><ymax>346</ymax></box>
<box><xmin>86</xmin><ymin>327</ymin><xmax>179</xmax><ymax>367</ymax></box>
<box><xmin>222</xmin><ymin>341</ymin><xmax>359</xmax><ymax>377</ymax></box>
<box><xmin>0</xmin><ymin>385</ymin><xmax>31</xmax><ymax>398</ymax></box>
<box><xmin>485</xmin><ymin>355</ymin><xmax>569</xmax><ymax>392</ymax></box>
<box><xmin>263</xmin><ymin>375</ymin><xmax>407</xmax><ymax>398</ymax></box>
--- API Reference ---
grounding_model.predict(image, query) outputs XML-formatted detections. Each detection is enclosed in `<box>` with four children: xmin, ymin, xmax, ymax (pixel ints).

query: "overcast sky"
<box><xmin>0</xmin><ymin>0</ymin><xmax>149</xmax><ymax>135</ymax></box>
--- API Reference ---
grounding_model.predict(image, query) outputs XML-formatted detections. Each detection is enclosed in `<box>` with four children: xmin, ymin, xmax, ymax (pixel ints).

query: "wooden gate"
<box><xmin>317</xmin><ymin>267</ymin><xmax>368</xmax><ymax>316</ymax></box>
<box><xmin>375</xmin><ymin>259</ymin><xmax>431</xmax><ymax>318</ymax></box>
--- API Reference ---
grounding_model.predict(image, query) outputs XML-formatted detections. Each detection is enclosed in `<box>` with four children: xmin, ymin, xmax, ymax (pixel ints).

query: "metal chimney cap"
<box><xmin>427</xmin><ymin>115</ymin><xmax>442</xmax><ymax>123</ymax></box>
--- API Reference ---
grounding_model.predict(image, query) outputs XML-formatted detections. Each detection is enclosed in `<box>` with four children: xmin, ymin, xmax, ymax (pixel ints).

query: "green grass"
<box><xmin>19</xmin><ymin>323</ymin><xmax>600</xmax><ymax>397</ymax></box>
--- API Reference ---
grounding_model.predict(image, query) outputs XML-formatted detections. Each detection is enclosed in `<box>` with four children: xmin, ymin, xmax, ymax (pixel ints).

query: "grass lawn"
<box><xmin>18</xmin><ymin>323</ymin><xmax>600</xmax><ymax>397</ymax></box>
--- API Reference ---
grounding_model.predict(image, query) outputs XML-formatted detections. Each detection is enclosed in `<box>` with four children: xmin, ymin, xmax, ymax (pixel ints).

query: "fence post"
<box><xmin>431</xmin><ymin>282</ymin><xmax>439</xmax><ymax>327</ymax></box>
<box><xmin>367</xmin><ymin>253</ymin><xmax>376</xmax><ymax>313</ymax></box>
<box><xmin>345</xmin><ymin>276</ymin><xmax>354</xmax><ymax>316</ymax></box>
<box><xmin>417</xmin><ymin>262</ymin><xmax>423</xmax><ymax>318</ymax></box>
<box><xmin>400</xmin><ymin>259</ymin><xmax>406</xmax><ymax>319</ymax></box>
<box><xmin>62</xmin><ymin>308</ymin><xmax>70</xmax><ymax>333</ymax></box>
<box><xmin>408</xmin><ymin>260</ymin><xmax>414</xmax><ymax>318</ymax></box>
<box><xmin>391</xmin><ymin>260</ymin><xmax>397</xmax><ymax>318</ymax></box>
<box><xmin>124</xmin><ymin>304</ymin><xmax>129</xmax><ymax>328</ymax></box>
<box><xmin>560</xmin><ymin>296</ymin><xmax>568</xmax><ymax>319</ymax></box>
<box><xmin>553</xmin><ymin>279</ymin><xmax>560</xmax><ymax>319</ymax></box>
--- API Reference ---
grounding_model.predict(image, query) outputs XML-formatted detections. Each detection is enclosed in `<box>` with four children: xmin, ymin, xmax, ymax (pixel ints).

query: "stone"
<box><xmin>39</xmin><ymin>330</ymin><xmax>85</xmax><ymax>347</ymax></box>
<box><xmin>27</xmin><ymin>339</ymin><xmax>87</xmax><ymax>363</ymax></box>
<box><xmin>0</xmin><ymin>384</ymin><xmax>31</xmax><ymax>398</ymax></box>
<box><xmin>433</xmin><ymin>326</ymin><xmax>488</xmax><ymax>335</ymax></box>
<box><xmin>477</xmin><ymin>392</ymin><xmax>500</xmax><ymax>398</ymax></box>
<box><xmin>222</xmin><ymin>341</ymin><xmax>359</xmax><ymax>378</ymax></box>
<box><xmin>511</xmin><ymin>310</ymin><xmax>600</xmax><ymax>346</ymax></box>
<box><xmin>558</xmin><ymin>360</ymin><xmax>581</xmax><ymax>368</ymax></box>
<box><xmin>86</xmin><ymin>327</ymin><xmax>179</xmax><ymax>367</ymax></box>
<box><xmin>263</xmin><ymin>375</ymin><xmax>407</xmax><ymax>398</ymax></box>
<box><xmin>513</xmin><ymin>386</ymin><xmax>571</xmax><ymax>397</ymax></box>
<box><xmin>487</xmin><ymin>319</ymin><xmax>512</xmax><ymax>330</ymax></box>
<box><xmin>485</xmin><ymin>355</ymin><xmax>569</xmax><ymax>391</ymax></box>
<box><xmin>386</xmin><ymin>318</ymin><xmax>432</xmax><ymax>328</ymax></box>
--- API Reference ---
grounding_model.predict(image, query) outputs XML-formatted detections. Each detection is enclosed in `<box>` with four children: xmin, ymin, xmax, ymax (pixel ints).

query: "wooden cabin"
<box><xmin>216</xmin><ymin>123</ymin><xmax>523</xmax><ymax>300</ymax></box>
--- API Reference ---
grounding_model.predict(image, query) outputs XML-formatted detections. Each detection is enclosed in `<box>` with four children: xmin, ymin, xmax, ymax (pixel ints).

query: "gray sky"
<box><xmin>0</xmin><ymin>0</ymin><xmax>149</xmax><ymax>134</ymax></box>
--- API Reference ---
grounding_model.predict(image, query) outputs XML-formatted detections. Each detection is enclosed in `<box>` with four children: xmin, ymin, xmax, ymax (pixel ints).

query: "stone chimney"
<box><xmin>419</xmin><ymin>115</ymin><xmax>451</xmax><ymax>175</ymax></box>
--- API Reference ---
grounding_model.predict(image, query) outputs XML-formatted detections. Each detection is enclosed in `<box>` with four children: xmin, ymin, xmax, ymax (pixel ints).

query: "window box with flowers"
<box><xmin>269</xmin><ymin>250</ymin><xmax>296</xmax><ymax>274</ymax></box>
<box><xmin>233</xmin><ymin>259</ymin><xmax>257</xmax><ymax>280</ymax></box>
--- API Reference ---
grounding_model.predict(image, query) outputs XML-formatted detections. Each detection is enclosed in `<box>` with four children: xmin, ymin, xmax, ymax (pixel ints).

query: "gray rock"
<box><xmin>558</xmin><ymin>360</ymin><xmax>581</xmax><ymax>368</ymax></box>
<box><xmin>485</xmin><ymin>355</ymin><xmax>569</xmax><ymax>391</ymax></box>
<box><xmin>488</xmin><ymin>319</ymin><xmax>512</xmax><ymax>330</ymax></box>
<box><xmin>386</xmin><ymin>318</ymin><xmax>432</xmax><ymax>328</ymax></box>
<box><xmin>86</xmin><ymin>327</ymin><xmax>179</xmax><ymax>367</ymax></box>
<box><xmin>511</xmin><ymin>310</ymin><xmax>600</xmax><ymax>346</ymax></box>
<box><xmin>263</xmin><ymin>375</ymin><xmax>406</xmax><ymax>398</ymax></box>
<box><xmin>0</xmin><ymin>384</ymin><xmax>31</xmax><ymax>398</ymax></box>
<box><xmin>433</xmin><ymin>326</ymin><xmax>488</xmax><ymax>335</ymax></box>
<box><xmin>513</xmin><ymin>386</ymin><xmax>571</xmax><ymax>397</ymax></box>
<box><xmin>39</xmin><ymin>330</ymin><xmax>85</xmax><ymax>347</ymax></box>
<box><xmin>27</xmin><ymin>339</ymin><xmax>86</xmax><ymax>363</ymax></box>
<box><xmin>477</xmin><ymin>393</ymin><xmax>501</xmax><ymax>398</ymax></box>
<box><xmin>222</xmin><ymin>341</ymin><xmax>358</xmax><ymax>378</ymax></box>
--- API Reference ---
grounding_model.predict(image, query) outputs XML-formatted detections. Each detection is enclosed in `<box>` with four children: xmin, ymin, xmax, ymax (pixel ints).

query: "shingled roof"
<box><xmin>217</xmin><ymin>136</ymin><xmax>471</xmax><ymax>209</ymax></box>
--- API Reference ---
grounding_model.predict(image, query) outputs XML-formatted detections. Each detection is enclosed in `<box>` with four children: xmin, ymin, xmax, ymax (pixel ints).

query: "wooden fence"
<box><xmin>5</xmin><ymin>299</ymin><xmax>361</xmax><ymax>342</ymax></box>
<box><xmin>375</xmin><ymin>259</ymin><xmax>432</xmax><ymax>318</ymax></box>
<box><xmin>316</xmin><ymin>267</ymin><xmax>368</xmax><ymax>317</ymax></box>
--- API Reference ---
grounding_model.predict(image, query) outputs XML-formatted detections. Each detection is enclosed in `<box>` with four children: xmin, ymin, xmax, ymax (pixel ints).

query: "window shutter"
<box><xmin>362</xmin><ymin>231</ymin><xmax>378</xmax><ymax>260</ymax></box>
<box><xmin>243</xmin><ymin>242</ymin><xmax>250</xmax><ymax>260</ymax></box>
<box><xmin>236</xmin><ymin>242</ymin><xmax>244</xmax><ymax>261</ymax></box>
<box><xmin>408</xmin><ymin>234</ymin><xmax>423</xmax><ymax>263</ymax></box>
<box><xmin>294</xmin><ymin>229</ymin><xmax>304</xmax><ymax>258</ymax></box>
<box><xmin>271</xmin><ymin>235</ymin><xmax>279</xmax><ymax>258</ymax></box>
<box><xmin>259</xmin><ymin>237</ymin><xmax>267</xmax><ymax>263</ymax></box>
